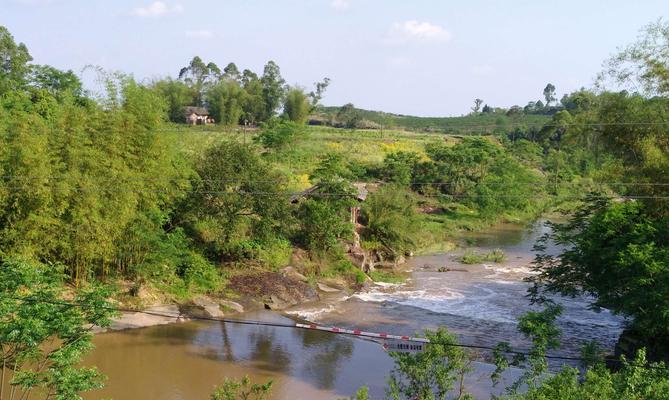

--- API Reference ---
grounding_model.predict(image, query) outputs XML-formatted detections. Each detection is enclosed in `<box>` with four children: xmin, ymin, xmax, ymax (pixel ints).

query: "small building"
<box><xmin>183</xmin><ymin>106</ymin><xmax>214</xmax><ymax>125</ymax></box>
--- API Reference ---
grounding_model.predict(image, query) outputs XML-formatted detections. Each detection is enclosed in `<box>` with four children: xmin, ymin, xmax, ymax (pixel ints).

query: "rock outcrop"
<box><xmin>228</xmin><ymin>271</ymin><xmax>319</xmax><ymax>311</ymax></box>
<box><xmin>317</xmin><ymin>283</ymin><xmax>341</xmax><ymax>293</ymax></box>
<box><xmin>107</xmin><ymin>304</ymin><xmax>185</xmax><ymax>331</ymax></box>
<box><xmin>180</xmin><ymin>295</ymin><xmax>226</xmax><ymax>318</ymax></box>
<box><xmin>280</xmin><ymin>266</ymin><xmax>309</xmax><ymax>283</ymax></box>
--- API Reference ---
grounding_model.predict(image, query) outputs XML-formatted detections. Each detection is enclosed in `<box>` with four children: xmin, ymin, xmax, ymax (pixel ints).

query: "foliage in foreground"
<box><xmin>0</xmin><ymin>258</ymin><xmax>116</xmax><ymax>400</ymax></box>
<box><xmin>372</xmin><ymin>305</ymin><xmax>669</xmax><ymax>400</ymax></box>
<box><xmin>505</xmin><ymin>351</ymin><xmax>669</xmax><ymax>400</ymax></box>
<box><xmin>386</xmin><ymin>328</ymin><xmax>473</xmax><ymax>400</ymax></box>
<box><xmin>531</xmin><ymin>199</ymin><xmax>669</xmax><ymax>354</ymax></box>
<box><xmin>493</xmin><ymin>305</ymin><xmax>669</xmax><ymax>400</ymax></box>
<box><xmin>210</xmin><ymin>375</ymin><xmax>273</xmax><ymax>400</ymax></box>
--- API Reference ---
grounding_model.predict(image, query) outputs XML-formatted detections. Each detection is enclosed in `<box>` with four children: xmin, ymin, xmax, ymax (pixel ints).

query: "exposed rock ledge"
<box><xmin>101</xmin><ymin>297</ymin><xmax>249</xmax><ymax>332</ymax></box>
<box><xmin>227</xmin><ymin>270</ymin><xmax>319</xmax><ymax>311</ymax></box>
<box><xmin>104</xmin><ymin>304</ymin><xmax>186</xmax><ymax>332</ymax></box>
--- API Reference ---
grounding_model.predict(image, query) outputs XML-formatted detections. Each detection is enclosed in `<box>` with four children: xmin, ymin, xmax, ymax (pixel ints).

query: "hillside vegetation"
<box><xmin>2</xmin><ymin>20</ymin><xmax>669</xmax><ymax>399</ymax></box>
<box><xmin>314</xmin><ymin>105</ymin><xmax>552</xmax><ymax>135</ymax></box>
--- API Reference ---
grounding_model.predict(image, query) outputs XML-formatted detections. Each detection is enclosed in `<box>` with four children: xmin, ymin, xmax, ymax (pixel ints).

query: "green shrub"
<box><xmin>181</xmin><ymin>252</ymin><xmax>223</xmax><ymax>293</ymax></box>
<box><xmin>369</xmin><ymin>270</ymin><xmax>405</xmax><ymax>284</ymax></box>
<box><xmin>257</xmin><ymin>237</ymin><xmax>292</xmax><ymax>269</ymax></box>
<box><xmin>386</xmin><ymin>327</ymin><xmax>473</xmax><ymax>400</ymax></box>
<box><xmin>296</xmin><ymin>199</ymin><xmax>352</xmax><ymax>253</ymax></box>
<box><xmin>460</xmin><ymin>249</ymin><xmax>506</xmax><ymax>264</ymax></box>
<box><xmin>254</xmin><ymin>119</ymin><xmax>305</xmax><ymax>150</ymax></box>
<box><xmin>382</xmin><ymin>151</ymin><xmax>419</xmax><ymax>185</ymax></box>
<box><xmin>484</xmin><ymin>248</ymin><xmax>506</xmax><ymax>263</ymax></box>
<box><xmin>211</xmin><ymin>375</ymin><xmax>272</xmax><ymax>400</ymax></box>
<box><xmin>283</xmin><ymin>88</ymin><xmax>310</xmax><ymax>123</ymax></box>
<box><xmin>460</xmin><ymin>249</ymin><xmax>484</xmax><ymax>264</ymax></box>
<box><xmin>322</xmin><ymin>260</ymin><xmax>367</xmax><ymax>284</ymax></box>
<box><xmin>361</xmin><ymin>185</ymin><xmax>419</xmax><ymax>257</ymax></box>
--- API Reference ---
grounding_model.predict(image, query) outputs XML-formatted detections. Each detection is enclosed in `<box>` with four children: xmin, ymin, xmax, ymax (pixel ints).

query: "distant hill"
<box><xmin>313</xmin><ymin>106</ymin><xmax>552</xmax><ymax>135</ymax></box>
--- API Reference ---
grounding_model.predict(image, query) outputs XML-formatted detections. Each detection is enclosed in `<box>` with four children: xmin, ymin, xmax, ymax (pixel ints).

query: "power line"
<box><xmin>3</xmin><ymin>175</ymin><xmax>669</xmax><ymax>187</ymax></box>
<box><xmin>1</xmin><ymin>185</ymin><xmax>668</xmax><ymax>200</ymax></box>
<box><xmin>156</xmin><ymin>122</ymin><xmax>669</xmax><ymax>132</ymax></box>
<box><xmin>7</xmin><ymin>121</ymin><xmax>669</xmax><ymax>140</ymax></box>
<box><xmin>4</xmin><ymin>295</ymin><xmax>668</xmax><ymax>371</ymax></box>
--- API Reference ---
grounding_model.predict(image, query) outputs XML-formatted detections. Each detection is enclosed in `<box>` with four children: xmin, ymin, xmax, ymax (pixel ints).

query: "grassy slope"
<box><xmin>163</xmin><ymin>124</ymin><xmax>457</xmax><ymax>190</ymax></box>
<box><xmin>316</xmin><ymin>106</ymin><xmax>551</xmax><ymax>134</ymax></box>
<box><xmin>163</xmin><ymin>123</ymin><xmax>545</xmax><ymax>257</ymax></box>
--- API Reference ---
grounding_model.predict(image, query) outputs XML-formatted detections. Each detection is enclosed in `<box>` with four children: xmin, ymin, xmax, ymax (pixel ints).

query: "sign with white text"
<box><xmin>383</xmin><ymin>340</ymin><xmax>427</xmax><ymax>353</ymax></box>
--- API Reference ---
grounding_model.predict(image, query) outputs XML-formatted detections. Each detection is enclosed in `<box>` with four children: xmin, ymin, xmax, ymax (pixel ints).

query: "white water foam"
<box><xmin>353</xmin><ymin>287</ymin><xmax>519</xmax><ymax>324</ymax></box>
<box><xmin>285</xmin><ymin>304</ymin><xmax>337</xmax><ymax>320</ymax></box>
<box><xmin>373</xmin><ymin>281</ymin><xmax>404</xmax><ymax>289</ymax></box>
<box><xmin>483</xmin><ymin>264</ymin><xmax>539</xmax><ymax>276</ymax></box>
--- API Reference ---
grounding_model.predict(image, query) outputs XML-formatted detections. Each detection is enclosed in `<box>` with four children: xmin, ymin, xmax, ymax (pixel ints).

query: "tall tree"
<box><xmin>308</xmin><ymin>77</ymin><xmax>331</xmax><ymax>108</ymax></box>
<box><xmin>223</xmin><ymin>62</ymin><xmax>240</xmax><ymax>82</ymax></box>
<box><xmin>531</xmin><ymin>199</ymin><xmax>669</xmax><ymax>358</ymax></box>
<box><xmin>150</xmin><ymin>78</ymin><xmax>195</xmax><ymax>122</ymax></box>
<box><xmin>0</xmin><ymin>26</ymin><xmax>33</xmax><ymax>95</ymax></box>
<box><xmin>186</xmin><ymin>141</ymin><xmax>288</xmax><ymax>257</ymax></box>
<box><xmin>600</xmin><ymin>19</ymin><xmax>669</xmax><ymax>96</ymax></box>
<box><xmin>260</xmin><ymin>61</ymin><xmax>286</xmax><ymax>119</ymax></box>
<box><xmin>178</xmin><ymin>56</ymin><xmax>221</xmax><ymax>106</ymax></box>
<box><xmin>240</xmin><ymin>69</ymin><xmax>264</xmax><ymax>124</ymax></box>
<box><xmin>471</xmin><ymin>98</ymin><xmax>484</xmax><ymax>113</ymax></box>
<box><xmin>336</xmin><ymin>103</ymin><xmax>361</xmax><ymax>129</ymax></box>
<box><xmin>543</xmin><ymin>83</ymin><xmax>556</xmax><ymax>106</ymax></box>
<box><xmin>241</xmin><ymin>69</ymin><xmax>258</xmax><ymax>86</ymax></box>
<box><xmin>28</xmin><ymin>65</ymin><xmax>83</xmax><ymax>98</ymax></box>
<box><xmin>207</xmin><ymin>80</ymin><xmax>245</xmax><ymax>126</ymax></box>
<box><xmin>283</xmin><ymin>87</ymin><xmax>310</xmax><ymax>123</ymax></box>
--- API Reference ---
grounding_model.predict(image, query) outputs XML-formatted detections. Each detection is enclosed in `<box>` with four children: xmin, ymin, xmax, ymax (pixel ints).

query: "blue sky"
<box><xmin>2</xmin><ymin>0</ymin><xmax>667</xmax><ymax>116</ymax></box>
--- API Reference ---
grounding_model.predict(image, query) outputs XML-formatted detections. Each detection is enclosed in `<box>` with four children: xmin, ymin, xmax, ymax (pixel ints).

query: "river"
<box><xmin>84</xmin><ymin>221</ymin><xmax>624</xmax><ymax>399</ymax></box>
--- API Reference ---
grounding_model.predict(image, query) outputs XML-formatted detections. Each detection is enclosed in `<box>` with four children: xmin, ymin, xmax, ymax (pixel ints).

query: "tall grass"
<box><xmin>460</xmin><ymin>248</ymin><xmax>506</xmax><ymax>264</ymax></box>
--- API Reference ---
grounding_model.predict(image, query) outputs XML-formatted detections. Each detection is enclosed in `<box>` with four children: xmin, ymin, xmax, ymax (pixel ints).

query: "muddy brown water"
<box><xmin>83</xmin><ymin>221</ymin><xmax>623</xmax><ymax>399</ymax></box>
<box><xmin>84</xmin><ymin>312</ymin><xmax>382</xmax><ymax>399</ymax></box>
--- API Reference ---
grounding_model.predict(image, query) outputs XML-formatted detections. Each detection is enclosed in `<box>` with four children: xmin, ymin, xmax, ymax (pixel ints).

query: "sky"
<box><xmin>1</xmin><ymin>0</ymin><xmax>667</xmax><ymax>116</ymax></box>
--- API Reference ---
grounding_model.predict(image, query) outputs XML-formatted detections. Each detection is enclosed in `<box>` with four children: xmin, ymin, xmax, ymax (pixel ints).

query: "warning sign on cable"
<box><xmin>383</xmin><ymin>340</ymin><xmax>427</xmax><ymax>353</ymax></box>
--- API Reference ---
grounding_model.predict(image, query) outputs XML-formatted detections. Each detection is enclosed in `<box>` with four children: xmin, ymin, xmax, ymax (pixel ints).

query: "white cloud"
<box><xmin>330</xmin><ymin>0</ymin><xmax>350</xmax><ymax>10</ymax></box>
<box><xmin>392</xmin><ymin>20</ymin><xmax>451</xmax><ymax>42</ymax></box>
<box><xmin>185</xmin><ymin>29</ymin><xmax>213</xmax><ymax>39</ymax></box>
<box><xmin>131</xmin><ymin>1</ymin><xmax>184</xmax><ymax>18</ymax></box>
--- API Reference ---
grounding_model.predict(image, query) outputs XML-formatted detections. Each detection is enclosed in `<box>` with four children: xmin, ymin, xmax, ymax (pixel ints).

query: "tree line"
<box><xmin>152</xmin><ymin>56</ymin><xmax>329</xmax><ymax>125</ymax></box>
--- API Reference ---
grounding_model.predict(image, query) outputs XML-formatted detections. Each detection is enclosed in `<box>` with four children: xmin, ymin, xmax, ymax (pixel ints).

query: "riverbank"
<box><xmin>85</xmin><ymin>220</ymin><xmax>623</xmax><ymax>400</ymax></box>
<box><xmin>284</xmin><ymin>220</ymin><xmax>623</xmax><ymax>360</ymax></box>
<box><xmin>85</xmin><ymin>313</ymin><xmax>527</xmax><ymax>400</ymax></box>
<box><xmin>103</xmin><ymin>267</ymin><xmax>358</xmax><ymax>331</ymax></box>
<box><xmin>101</xmin><ymin>213</ymin><xmax>545</xmax><ymax>332</ymax></box>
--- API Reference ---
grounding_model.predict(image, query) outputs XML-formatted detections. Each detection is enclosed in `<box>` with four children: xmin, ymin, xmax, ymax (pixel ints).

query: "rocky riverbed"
<box><xmin>85</xmin><ymin>220</ymin><xmax>627</xmax><ymax>400</ymax></box>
